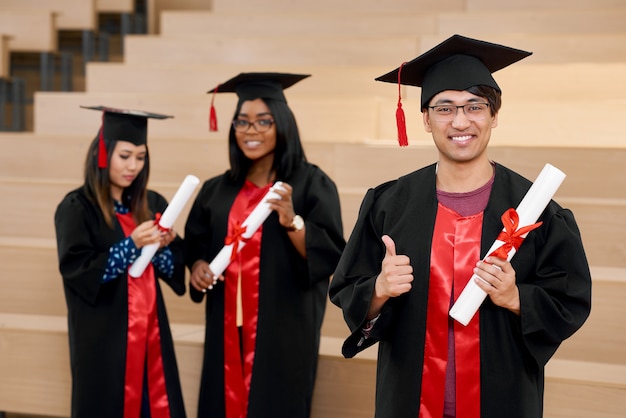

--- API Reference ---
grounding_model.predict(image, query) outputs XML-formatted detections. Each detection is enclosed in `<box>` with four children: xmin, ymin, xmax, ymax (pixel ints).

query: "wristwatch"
<box><xmin>286</xmin><ymin>215</ymin><xmax>304</xmax><ymax>232</ymax></box>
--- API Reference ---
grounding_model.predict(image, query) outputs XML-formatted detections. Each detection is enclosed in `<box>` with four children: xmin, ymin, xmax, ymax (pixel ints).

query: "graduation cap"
<box><xmin>375</xmin><ymin>34</ymin><xmax>532</xmax><ymax>146</ymax></box>
<box><xmin>206</xmin><ymin>72</ymin><xmax>310</xmax><ymax>132</ymax></box>
<box><xmin>81</xmin><ymin>105</ymin><xmax>173</xmax><ymax>168</ymax></box>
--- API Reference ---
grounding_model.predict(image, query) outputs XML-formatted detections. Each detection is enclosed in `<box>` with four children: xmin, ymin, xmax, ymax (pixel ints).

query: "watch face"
<box><xmin>292</xmin><ymin>215</ymin><xmax>304</xmax><ymax>231</ymax></box>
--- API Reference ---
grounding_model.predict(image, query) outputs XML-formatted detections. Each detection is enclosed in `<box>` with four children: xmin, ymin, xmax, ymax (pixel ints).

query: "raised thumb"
<box><xmin>382</xmin><ymin>235</ymin><xmax>396</xmax><ymax>257</ymax></box>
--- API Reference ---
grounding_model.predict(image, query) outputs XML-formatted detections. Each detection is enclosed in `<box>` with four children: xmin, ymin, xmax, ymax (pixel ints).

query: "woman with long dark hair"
<box><xmin>54</xmin><ymin>106</ymin><xmax>187</xmax><ymax>418</ymax></box>
<box><xmin>185</xmin><ymin>73</ymin><xmax>345</xmax><ymax>418</ymax></box>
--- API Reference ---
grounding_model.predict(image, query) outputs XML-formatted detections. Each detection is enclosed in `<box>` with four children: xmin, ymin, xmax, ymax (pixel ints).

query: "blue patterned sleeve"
<box><xmin>102</xmin><ymin>238</ymin><xmax>174</xmax><ymax>282</ymax></box>
<box><xmin>102</xmin><ymin>237</ymin><xmax>139</xmax><ymax>283</ymax></box>
<box><xmin>153</xmin><ymin>247</ymin><xmax>175</xmax><ymax>279</ymax></box>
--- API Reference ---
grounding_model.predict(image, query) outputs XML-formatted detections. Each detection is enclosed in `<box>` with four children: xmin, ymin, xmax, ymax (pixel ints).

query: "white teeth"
<box><xmin>246</xmin><ymin>140</ymin><xmax>262</xmax><ymax>147</ymax></box>
<box><xmin>452</xmin><ymin>135</ymin><xmax>472</xmax><ymax>141</ymax></box>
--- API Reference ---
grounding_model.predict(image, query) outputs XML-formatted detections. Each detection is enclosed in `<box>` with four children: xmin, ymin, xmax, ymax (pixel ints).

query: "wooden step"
<box><xmin>1</xmin><ymin>222</ymin><xmax>625</xmax><ymax>337</ymax></box>
<box><xmin>85</xmin><ymin>61</ymin><xmax>626</xmax><ymax>102</ymax></box>
<box><xmin>0</xmin><ymin>9</ymin><xmax>58</xmax><ymax>53</ymax></box>
<box><xmin>124</xmin><ymin>33</ymin><xmax>421</xmax><ymax>67</ymax></box>
<box><xmin>208</xmin><ymin>0</ymin><xmax>624</xmax><ymax>14</ymax></box>
<box><xmin>3</xmin><ymin>133</ymin><xmax>625</xmax><ymax>202</ymax></box>
<box><xmin>96</xmin><ymin>0</ymin><xmax>134</xmax><ymax>14</ymax></box>
<box><xmin>0</xmin><ymin>313</ymin><xmax>376</xmax><ymax>418</ymax></box>
<box><xmin>2</xmin><ymin>135</ymin><xmax>625</xmax><ymax>201</ymax></box>
<box><xmin>467</xmin><ymin>0</ymin><xmax>625</xmax><ymax>12</ymax></box>
<box><xmin>31</xmin><ymin>90</ymin><xmax>626</xmax><ymax>148</ymax></box>
<box><xmin>158</xmin><ymin>9</ymin><xmax>626</xmax><ymax>38</ymax></box>
<box><xmin>3</xmin><ymin>174</ymin><xmax>626</xmax><ymax>267</ymax></box>
<box><xmin>339</xmin><ymin>189</ymin><xmax>626</xmax><ymax>269</ymax></box>
<box><xmin>0</xmin><ymin>34</ymin><xmax>10</xmax><ymax>79</ymax></box>
<box><xmin>1</xmin><ymin>313</ymin><xmax>624</xmax><ymax>418</ymax></box>
<box><xmin>0</xmin><ymin>179</ymin><xmax>197</xmax><ymax>248</ymax></box>
<box><xmin>436</xmin><ymin>9</ymin><xmax>626</xmax><ymax>36</ymax></box>
<box><xmin>0</xmin><ymin>236</ymin><xmax>203</xmax><ymax>323</ymax></box>
<box><xmin>0</xmin><ymin>0</ymin><xmax>97</xmax><ymax>31</ymax></box>
<box><xmin>123</xmin><ymin>32</ymin><xmax>626</xmax><ymax>67</ymax></box>
<box><xmin>33</xmin><ymin>91</ymin><xmax>384</xmax><ymax>143</ymax></box>
<box><xmin>160</xmin><ymin>10</ymin><xmax>437</xmax><ymax>38</ymax></box>
<box><xmin>86</xmin><ymin>62</ymin><xmax>395</xmax><ymax>96</ymax></box>
<box><xmin>554</xmin><ymin>266</ymin><xmax>626</xmax><ymax>366</ymax></box>
<box><xmin>0</xmin><ymin>133</ymin><xmax>230</xmax><ymax>183</ymax></box>
<box><xmin>209</xmin><ymin>0</ymin><xmax>464</xmax><ymax>14</ymax></box>
<box><xmin>419</xmin><ymin>33</ymin><xmax>626</xmax><ymax>63</ymax></box>
<box><xmin>328</xmin><ymin>143</ymin><xmax>626</xmax><ymax>199</ymax></box>
<box><xmin>544</xmin><ymin>358</ymin><xmax>626</xmax><ymax>417</ymax></box>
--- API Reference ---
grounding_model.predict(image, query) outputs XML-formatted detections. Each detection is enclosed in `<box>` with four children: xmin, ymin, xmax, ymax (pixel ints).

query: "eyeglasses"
<box><xmin>232</xmin><ymin>118</ymin><xmax>275</xmax><ymax>133</ymax></box>
<box><xmin>428</xmin><ymin>102</ymin><xmax>491</xmax><ymax>122</ymax></box>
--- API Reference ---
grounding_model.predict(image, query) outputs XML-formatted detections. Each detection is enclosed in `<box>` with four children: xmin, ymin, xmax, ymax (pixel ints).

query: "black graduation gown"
<box><xmin>54</xmin><ymin>187</ymin><xmax>187</xmax><ymax>418</ymax></box>
<box><xmin>329</xmin><ymin>163</ymin><xmax>592</xmax><ymax>418</ymax></box>
<box><xmin>184</xmin><ymin>163</ymin><xmax>345</xmax><ymax>418</ymax></box>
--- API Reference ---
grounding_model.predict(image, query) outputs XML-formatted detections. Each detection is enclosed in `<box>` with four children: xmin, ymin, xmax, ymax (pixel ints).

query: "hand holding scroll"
<box><xmin>190</xmin><ymin>260</ymin><xmax>223</xmax><ymax>292</ymax></box>
<box><xmin>202</xmin><ymin>181</ymin><xmax>286</xmax><ymax>291</ymax></box>
<box><xmin>130</xmin><ymin>220</ymin><xmax>162</xmax><ymax>249</ymax></box>
<box><xmin>265</xmin><ymin>181</ymin><xmax>297</xmax><ymax>228</ymax></box>
<box><xmin>449</xmin><ymin>163</ymin><xmax>566</xmax><ymax>326</ymax></box>
<box><xmin>473</xmin><ymin>256</ymin><xmax>520</xmax><ymax>315</ymax></box>
<box><xmin>128</xmin><ymin>175</ymin><xmax>200</xmax><ymax>278</ymax></box>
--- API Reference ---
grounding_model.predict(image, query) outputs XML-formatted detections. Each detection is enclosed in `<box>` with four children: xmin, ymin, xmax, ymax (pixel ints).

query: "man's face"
<box><xmin>422</xmin><ymin>89</ymin><xmax>498</xmax><ymax>165</ymax></box>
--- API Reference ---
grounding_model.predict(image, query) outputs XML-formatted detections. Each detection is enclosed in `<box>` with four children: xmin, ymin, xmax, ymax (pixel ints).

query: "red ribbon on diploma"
<box><xmin>225</xmin><ymin>222</ymin><xmax>250</xmax><ymax>261</ymax></box>
<box><xmin>489</xmin><ymin>208</ymin><xmax>543</xmax><ymax>259</ymax></box>
<box><xmin>153</xmin><ymin>213</ymin><xmax>170</xmax><ymax>233</ymax></box>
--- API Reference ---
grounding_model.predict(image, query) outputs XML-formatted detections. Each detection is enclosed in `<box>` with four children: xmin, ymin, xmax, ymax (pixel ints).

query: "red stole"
<box><xmin>223</xmin><ymin>181</ymin><xmax>269</xmax><ymax>418</ymax></box>
<box><xmin>116</xmin><ymin>212</ymin><xmax>171</xmax><ymax>418</ymax></box>
<box><xmin>419</xmin><ymin>203</ymin><xmax>481</xmax><ymax>418</ymax></box>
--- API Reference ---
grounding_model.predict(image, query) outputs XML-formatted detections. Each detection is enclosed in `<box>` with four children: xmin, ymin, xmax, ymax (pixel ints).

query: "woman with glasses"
<box><xmin>184</xmin><ymin>73</ymin><xmax>345</xmax><ymax>418</ymax></box>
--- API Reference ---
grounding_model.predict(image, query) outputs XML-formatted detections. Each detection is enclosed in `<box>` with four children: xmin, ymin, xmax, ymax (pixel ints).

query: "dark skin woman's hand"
<box><xmin>189</xmin><ymin>260</ymin><xmax>224</xmax><ymax>292</ymax></box>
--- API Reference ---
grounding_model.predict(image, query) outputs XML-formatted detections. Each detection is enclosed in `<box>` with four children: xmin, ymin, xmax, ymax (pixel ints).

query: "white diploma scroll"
<box><xmin>128</xmin><ymin>174</ymin><xmax>200</xmax><ymax>278</ymax></box>
<box><xmin>449</xmin><ymin>163</ymin><xmax>567</xmax><ymax>326</ymax></box>
<box><xmin>208</xmin><ymin>181</ymin><xmax>285</xmax><ymax>279</ymax></box>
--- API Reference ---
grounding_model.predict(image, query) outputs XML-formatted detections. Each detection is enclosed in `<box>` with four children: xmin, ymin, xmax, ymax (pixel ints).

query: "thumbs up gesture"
<box><xmin>377</xmin><ymin>235</ymin><xmax>414</xmax><ymax>298</ymax></box>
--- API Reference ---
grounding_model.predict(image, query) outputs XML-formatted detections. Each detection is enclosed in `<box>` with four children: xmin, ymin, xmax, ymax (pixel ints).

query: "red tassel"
<box><xmin>209</xmin><ymin>86</ymin><xmax>218</xmax><ymax>131</ymax></box>
<box><xmin>97</xmin><ymin>114</ymin><xmax>108</xmax><ymax>168</ymax></box>
<box><xmin>396</xmin><ymin>62</ymin><xmax>408</xmax><ymax>147</ymax></box>
<box><xmin>209</xmin><ymin>105</ymin><xmax>218</xmax><ymax>132</ymax></box>
<box><xmin>396</xmin><ymin>103</ymin><xmax>408</xmax><ymax>147</ymax></box>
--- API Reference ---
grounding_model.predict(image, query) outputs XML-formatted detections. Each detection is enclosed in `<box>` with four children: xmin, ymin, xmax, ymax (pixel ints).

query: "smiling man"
<box><xmin>329</xmin><ymin>35</ymin><xmax>592</xmax><ymax>418</ymax></box>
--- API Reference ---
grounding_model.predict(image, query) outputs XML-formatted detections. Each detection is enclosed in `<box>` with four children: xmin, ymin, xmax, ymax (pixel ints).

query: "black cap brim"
<box><xmin>375</xmin><ymin>34</ymin><xmax>532</xmax><ymax>107</ymax></box>
<box><xmin>207</xmin><ymin>72</ymin><xmax>310</xmax><ymax>103</ymax></box>
<box><xmin>81</xmin><ymin>105</ymin><xmax>173</xmax><ymax>167</ymax></box>
<box><xmin>81</xmin><ymin>105</ymin><xmax>173</xmax><ymax>120</ymax></box>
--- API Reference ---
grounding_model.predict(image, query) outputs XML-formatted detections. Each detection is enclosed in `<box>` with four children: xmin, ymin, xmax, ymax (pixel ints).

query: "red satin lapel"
<box><xmin>116</xmin><ymin>212</ymin><xmax>171</xmax><ymax>418</ymax></box>
<box><xmin>223</xmin><ymin>182</ymin><xmax>270</xmax><ymax>418</ymax></box>
<box><xmin>419</xmin><ymin>204</ymin><xmax>481</xmax><ymax>418</ymax></box>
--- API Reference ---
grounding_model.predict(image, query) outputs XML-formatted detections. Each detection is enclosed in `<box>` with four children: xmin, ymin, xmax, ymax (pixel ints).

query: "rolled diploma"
<box><xmin>449</xmin><ymin>163</ymin><xmax>566</xmax><ymax>326</ymax></box>
<box><xmin>208</xmin><ymin>181</ymin><xmax>285</xmax><ymax>278</ymax></box>
<box><xmin>128</xmin><ymin>174</ymin><xmax>200</xmax><ymax>278</ymax></box>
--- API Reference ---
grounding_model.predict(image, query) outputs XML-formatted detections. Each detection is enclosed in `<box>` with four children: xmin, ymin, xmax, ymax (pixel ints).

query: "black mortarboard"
<box><xmin>206</xmin><ymin>72</ymin><xmax>310</xmax><ymax>131</ymax></box>
<box><xmin>81</xmin><ymin>105</ymin><xmax>173</xmax><ymax>168</ymax></box>
<box><xmin>375</xmin><ymin>34</ymin><xmax>532</xmax><ymax>146</ymax></box>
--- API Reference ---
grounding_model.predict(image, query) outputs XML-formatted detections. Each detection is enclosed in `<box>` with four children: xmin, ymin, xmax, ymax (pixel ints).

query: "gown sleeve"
<box><xmin>184</xmin><ymin>180</ymin><xmax>218</xmax><ymax>303</ymax></box>
<box><xmin>299</xmin><ymin>168</ymin><xmax>346</xmax><ymax>287</ymax></box>
<box><xmin>517</xmin><ymin>207</ymin><xmax>592</xmax><ymax>367</ymax></box>
<box><xmin>54</xmin><ymin>192</ymin><xmax>113</xmax><ymax>305</ymax></box>
<box><xmin>329</xmin><ymin>185</ymin><xmax>396</xmax><ymax>357</ymax></box>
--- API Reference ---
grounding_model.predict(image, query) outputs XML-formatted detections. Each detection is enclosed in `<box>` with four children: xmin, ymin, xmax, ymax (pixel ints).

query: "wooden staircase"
<box><xmin>1</xmin><ymin>1</ymin><xmax>625</xmax><ymax>417</ymax></box>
